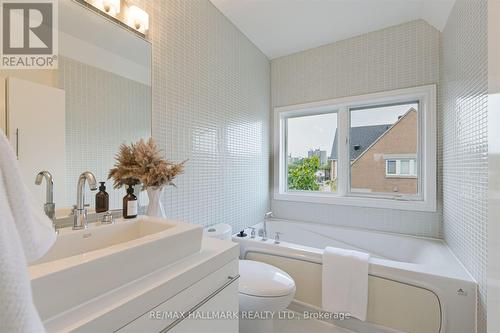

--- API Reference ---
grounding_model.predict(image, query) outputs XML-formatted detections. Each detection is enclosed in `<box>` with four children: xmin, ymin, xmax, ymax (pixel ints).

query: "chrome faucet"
<box><xmin>35</xmin><ymin>171</ymin><xmax>56</xmax><ymax>224</ymax></box>
<box><xmin>261</xmin><ymin>211</ymin><xmax>273</xmax><ymax>241</ymax></box>
<box><xmin>73</xmin><ymin>171</ymin><xmax>97</xmax><ymax>230</ymax></box>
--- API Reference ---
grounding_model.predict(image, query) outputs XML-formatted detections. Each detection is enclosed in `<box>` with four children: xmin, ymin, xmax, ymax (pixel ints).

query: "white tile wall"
<box><xmin>440</xmin><ymin>0</ymin><xmax>488</xmax><ymax>331</ymax></box>
<box><xmin>58</xmin><ymin>56</ymin><xmax>151</xmax><ymax>209</ymax></box>
<box><xmin>130</xmin><ymin>0</ymin><xmax>271</xmax><ymax>232</ymax></box>
<box><xmin>271</xmin><ymin>20</ymin><xmax>441</xmax><ymax>237</ymax></box>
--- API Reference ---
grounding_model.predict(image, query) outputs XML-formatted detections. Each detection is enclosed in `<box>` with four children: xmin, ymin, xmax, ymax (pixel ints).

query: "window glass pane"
<box><xmin>400</xmin><ymin>160</ymin><xmax>410</xmax><ymax>174</ymax></box>
<box><xmin>350</xmin><ymin>102</ymin><xmax>418</xmax><ymax>195</ymax></box>
<box><xmin>387</xmin><ymin>160</ymin><xmax>396</xmax><ymax>174</ymax></box>
<box><xmin>286</xmin><ymin>112</ymin><xmax>337</xmax><ymax>192</ymax></box>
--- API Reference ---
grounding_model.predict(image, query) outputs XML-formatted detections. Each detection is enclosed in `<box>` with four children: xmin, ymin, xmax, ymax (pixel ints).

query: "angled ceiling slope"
<box><xmin>210</xmin><ymin>0</ymin><xmax>455</xmax><ymax>59</ymax></box>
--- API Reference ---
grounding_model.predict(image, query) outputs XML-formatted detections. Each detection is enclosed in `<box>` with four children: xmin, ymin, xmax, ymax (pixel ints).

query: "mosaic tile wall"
<box><xmin>58</xmin><ymin>56</ymin><xmax>151</xmax><ymax>210</ymax></box>
<box><xmin>440</xmin><ymin>0</ymin><xmax>489</xmax><ymax>331</ymax></box>
<box><xmin>271</xmin><ymin>20</ymin><xmax>441</xmax><ymax>237</ymax></box>
<box><xmin>130</xmin><ymin>0</ymin><xmax>271</xmax><ymax>231</ymax></box>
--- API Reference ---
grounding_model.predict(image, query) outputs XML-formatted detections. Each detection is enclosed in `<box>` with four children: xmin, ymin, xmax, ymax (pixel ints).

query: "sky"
<box><xmin>287</xmin><ymin>103</ymin><xmax>418</xmax><ymax>158</ymax></box>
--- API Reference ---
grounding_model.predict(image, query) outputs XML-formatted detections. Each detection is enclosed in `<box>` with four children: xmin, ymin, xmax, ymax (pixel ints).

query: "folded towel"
<box><xmin>322</xmin><ymin>246</ymin><xmax>370</xmax><ymax>321</ymax></box>
<box><xmin>0</xmin><ymin>131</ymin><xmax>56</xmax><ymax>333</ymax></box>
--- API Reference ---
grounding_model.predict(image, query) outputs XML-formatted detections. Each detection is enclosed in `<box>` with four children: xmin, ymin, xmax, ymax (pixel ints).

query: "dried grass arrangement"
<box><xmin>108</xmin><ymin>138</ymin><xmax>186</xmax><ymax>189</ymax></box>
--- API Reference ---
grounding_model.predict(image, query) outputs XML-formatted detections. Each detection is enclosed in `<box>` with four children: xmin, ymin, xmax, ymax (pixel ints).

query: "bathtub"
<box><xmin>232</xmin><ymin>219</ymin><xmax>477</xmax><ymax>333</ymax></box>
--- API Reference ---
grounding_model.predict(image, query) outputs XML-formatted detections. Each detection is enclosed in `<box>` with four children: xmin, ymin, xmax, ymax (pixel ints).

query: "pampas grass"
<box><xmin>108</xmin><ymin>138</ymin><xmax>186</xmax><ymax>189</ymax></box>
<box><xmin>108</xmin><ymin>144</ymin><xmax>141</xmax><ymax>189</ymax></box>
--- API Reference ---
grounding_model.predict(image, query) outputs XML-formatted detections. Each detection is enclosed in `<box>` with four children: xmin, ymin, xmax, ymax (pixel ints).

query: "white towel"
<box><xmin>322</xmin><ymin>246</ymin><xmax>370</xmax><ymax>321</ymax></box>
<box><xmin>0</xmin><ymin>132</ymin><xmax>56</xmax><ymax>333</ymax></box>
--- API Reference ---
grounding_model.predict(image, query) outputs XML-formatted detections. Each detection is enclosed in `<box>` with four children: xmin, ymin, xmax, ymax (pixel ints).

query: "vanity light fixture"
<box><xmin>80</xmin><ymin>0</ymin><xmax>148</xmax><ymax>37</ymax></box>
<box><xmin>126</xmin><ymin>5</ymin><xmax>149</xmax><ymax>34</ymax></box>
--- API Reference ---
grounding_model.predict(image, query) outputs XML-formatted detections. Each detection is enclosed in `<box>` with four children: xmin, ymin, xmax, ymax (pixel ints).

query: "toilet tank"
<box><xmin>204</xmin><ymin>224</ymin><xmax>233</xmax><ymax>240</ymax></box>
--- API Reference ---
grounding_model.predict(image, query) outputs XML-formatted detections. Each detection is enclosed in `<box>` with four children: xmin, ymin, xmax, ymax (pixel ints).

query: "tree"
<box><xmin>288</xmin><ymin>155</ymin><xmax>320</xmax><ymax>191</ymax></box>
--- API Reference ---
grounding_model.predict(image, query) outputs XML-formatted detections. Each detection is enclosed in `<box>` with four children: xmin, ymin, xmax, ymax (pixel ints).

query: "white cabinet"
<box><xmin>116</xmin><ymin>259</ymin><xmax>239</xmax><ymax>333</ymax></box>
<box><xmin>4</xmin><ymin>77</ymin><xmax>66</xmax><ymax>207</ymax></box>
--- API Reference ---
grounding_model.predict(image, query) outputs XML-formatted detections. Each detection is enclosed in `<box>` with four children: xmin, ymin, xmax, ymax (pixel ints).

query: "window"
<box><xmin>274</xmin><ymin>85</ymin><xmax>437</xmax><ymax>212</ymax></box>
<box><xmin>385</xmin><ymin>158</ymin><xmax>417</xmax><ymax>177</ymax></box>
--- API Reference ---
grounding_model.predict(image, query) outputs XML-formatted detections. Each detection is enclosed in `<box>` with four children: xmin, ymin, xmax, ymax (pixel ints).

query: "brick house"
<box><xmin>330</xmin><ymin>108</ymin><xmax>417</xmax><ymax>194</ymax></box>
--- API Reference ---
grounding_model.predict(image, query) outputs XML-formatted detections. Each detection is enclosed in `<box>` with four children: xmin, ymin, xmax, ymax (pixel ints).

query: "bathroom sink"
<box><xmin>29</xmin><ymin>217</ymin><xmax>203</xmax><ymax>321</ymax></box>
<box><xmin>34</xmin><ymin>217</ymin><xmax>183</xmax><ymax>263</ymax></box>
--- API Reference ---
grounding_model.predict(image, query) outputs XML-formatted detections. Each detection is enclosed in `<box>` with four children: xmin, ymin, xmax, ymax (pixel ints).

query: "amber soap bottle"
<box><xmin>95</xmin><ymin>182</ymin><xmax>109</xmax><ymax>213</ymax></box>
<box><xmin>123</xmin><ymin>185</ymin><xmax>138</xmax><ymax>219</ymax></box>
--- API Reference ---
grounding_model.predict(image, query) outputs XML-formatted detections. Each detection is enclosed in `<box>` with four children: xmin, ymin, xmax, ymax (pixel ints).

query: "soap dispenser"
<box><xmin>95</xmin><ymin>182</ymin><xmax>109</xmax><ymax>213</ymax></box>
<box><xmin>123</xmin><ymin>185</ymin><xmax>138</xmax><ymax>219</ymax></box>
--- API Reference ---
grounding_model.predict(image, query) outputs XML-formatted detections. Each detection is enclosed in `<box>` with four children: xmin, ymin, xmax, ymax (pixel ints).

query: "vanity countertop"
<box><xmin>39</xmin><ymin>237</ymin><xmax>239</xmax><ymax>333</ymax></box>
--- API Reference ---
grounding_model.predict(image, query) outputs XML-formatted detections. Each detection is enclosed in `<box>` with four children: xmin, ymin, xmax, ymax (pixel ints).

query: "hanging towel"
<box><xmin>322</xmin><ymin>246</ymin><xmax>370</xmax><ymax>321</ymax></box>
<box><xmin>0</xmin><ymin>131</ymin><xmax>56</xmax><ymax>333</ymax></box>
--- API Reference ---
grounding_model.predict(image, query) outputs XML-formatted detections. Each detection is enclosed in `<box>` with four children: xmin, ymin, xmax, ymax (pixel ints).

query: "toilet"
<box><xmin>204</xmin><ymin>224</ymin><xmax>296</xmax><ymax>332</ymax></box>
<box><xmin>238</xmin><ymin>260</ymin><xmax>296</xmax><ymax>312</ymax></box>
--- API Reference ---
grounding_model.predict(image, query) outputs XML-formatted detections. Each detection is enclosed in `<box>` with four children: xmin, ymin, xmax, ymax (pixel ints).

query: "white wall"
<box><xmin>130</xmin><ymin>0</ymin><xmax>271</xmax><ymax>232</ymax></box>
<box><xmin>440</xmin><ymin>0</ymin><xmax>488</xmax><ymax>332</ymax></box>
<box><xmin>270</xmin><ymin>20</ymin><xmax>441</xmax><ymax>237</ymax></box>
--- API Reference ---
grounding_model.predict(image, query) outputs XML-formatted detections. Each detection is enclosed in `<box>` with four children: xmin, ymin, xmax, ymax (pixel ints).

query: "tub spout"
<box><xmin>262</xmin><ymin>211</ymin><xmax>273</xmax><ymax>241</ymax></box>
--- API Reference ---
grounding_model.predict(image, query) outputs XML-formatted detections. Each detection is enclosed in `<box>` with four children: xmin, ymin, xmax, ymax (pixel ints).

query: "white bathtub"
<box><xmin>232</xmin><ymin>219</ymin><xmax>477</xmax><ymax>333</ymax></box>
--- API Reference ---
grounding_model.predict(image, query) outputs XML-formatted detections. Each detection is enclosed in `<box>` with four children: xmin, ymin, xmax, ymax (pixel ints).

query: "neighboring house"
<box><xmin>330</xmin><ymin>108</ymin><xmax>417</xmax><ymax>194</ymax></box>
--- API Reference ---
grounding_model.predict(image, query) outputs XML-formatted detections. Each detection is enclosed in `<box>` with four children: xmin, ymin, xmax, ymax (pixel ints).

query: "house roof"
<box><xmin>330</xmin><ymin>124</ymin><xmax>391</xmax><ymax>160</ymax></box>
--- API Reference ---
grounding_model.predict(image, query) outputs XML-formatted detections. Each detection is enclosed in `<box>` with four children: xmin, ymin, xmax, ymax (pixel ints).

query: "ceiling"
<box><xmin>209</xmin><ymin>0</ymin><xmax>455</xmax><ymax>59</ymax></box>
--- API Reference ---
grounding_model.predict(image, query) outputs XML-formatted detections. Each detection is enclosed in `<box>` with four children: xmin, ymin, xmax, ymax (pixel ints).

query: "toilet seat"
<box><xmin>239</xmin><ymin>260</ymin><xmax>295</xmax><ymax>297</ymax></box>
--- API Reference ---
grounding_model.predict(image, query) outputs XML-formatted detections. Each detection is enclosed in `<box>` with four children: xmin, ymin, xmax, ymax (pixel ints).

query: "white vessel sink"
<box><xmin>29</xmin><ymin>216</ymin><xmax>203</xmax><ymax>321</ymax></box>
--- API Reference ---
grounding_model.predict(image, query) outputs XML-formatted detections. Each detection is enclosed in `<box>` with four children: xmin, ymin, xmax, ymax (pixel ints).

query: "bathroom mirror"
<box><xmin>0</xmin><ymin>0</ymin><xmax>151</xmax><ymax>214</ymax></box>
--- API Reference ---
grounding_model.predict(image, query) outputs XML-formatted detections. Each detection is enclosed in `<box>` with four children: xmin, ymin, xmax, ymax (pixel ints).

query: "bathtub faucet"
<box><xmin>261</xmin><ymin>211</ymin><xmax>273</xmax><ymax>241</ymax></box>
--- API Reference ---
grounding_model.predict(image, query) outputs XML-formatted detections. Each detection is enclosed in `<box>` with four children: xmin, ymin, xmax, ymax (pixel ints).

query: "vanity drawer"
<box><xmin>116</xmin><ymin>259</ymin><xmax>239</xmax><ymax>333</ymax></box>
<box><xmin>168</xmin><ymin>276</ymin><xmax>238</xmax><ymax>333</ymax></box>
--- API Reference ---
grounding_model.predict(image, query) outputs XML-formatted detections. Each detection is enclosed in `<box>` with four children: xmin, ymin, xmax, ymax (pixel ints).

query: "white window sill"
<box><xmin>273</xmin><ymin>192</ymin><xmax>436</xmax><ymax>212</ymax></box>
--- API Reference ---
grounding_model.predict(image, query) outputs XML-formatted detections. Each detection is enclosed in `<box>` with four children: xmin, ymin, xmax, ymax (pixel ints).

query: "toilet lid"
<box><xmin>239</xmin><ymin>260</ymin><xmax>295</xmax><ymax>297</ymax></box>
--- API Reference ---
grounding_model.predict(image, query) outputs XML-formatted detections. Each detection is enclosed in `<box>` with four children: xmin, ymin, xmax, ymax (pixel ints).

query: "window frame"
<box><xmin>273</xmin><ymin>85</ymin><xmax>437</xmax><ymax>212</ymax></box>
